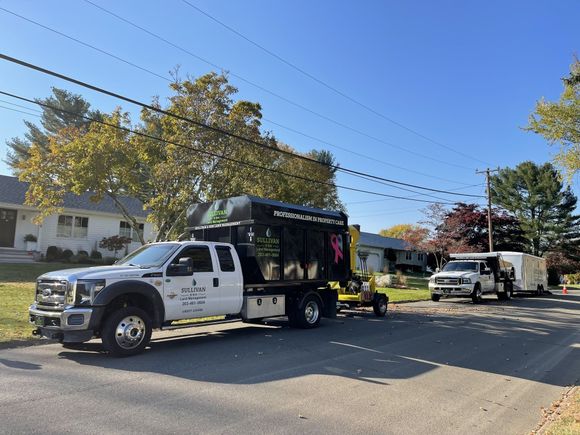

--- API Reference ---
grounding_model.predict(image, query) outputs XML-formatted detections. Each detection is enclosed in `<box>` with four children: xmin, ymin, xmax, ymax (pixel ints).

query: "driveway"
<box><xmin>0</xmin><ymin>290</ymin><xmax>578</xmax><ymax>434</ymax></box>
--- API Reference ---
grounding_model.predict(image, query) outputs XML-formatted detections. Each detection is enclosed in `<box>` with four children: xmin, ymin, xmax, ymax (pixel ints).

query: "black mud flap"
<box><xmin>319</xmin><ymin>289</ymin><xmax>338</xmax><ymax>318</ymax></box>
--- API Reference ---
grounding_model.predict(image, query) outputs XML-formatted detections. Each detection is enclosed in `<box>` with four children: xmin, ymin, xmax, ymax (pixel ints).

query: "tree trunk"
<box><xmin>107</xmin><ymin>192</ymin><xmax>146</xmax><ymax>245</ymax></box>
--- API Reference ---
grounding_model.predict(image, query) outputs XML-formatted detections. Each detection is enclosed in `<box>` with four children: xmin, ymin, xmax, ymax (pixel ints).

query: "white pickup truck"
<box><xmin>30</xmin><ymin>241</ymin><xmax>334</xmax><ymax>356</ymax></box>
<box><xmin>428</xmin><ymin>253</ymin><xmax>514</xmax><ymax>303</ymax></box>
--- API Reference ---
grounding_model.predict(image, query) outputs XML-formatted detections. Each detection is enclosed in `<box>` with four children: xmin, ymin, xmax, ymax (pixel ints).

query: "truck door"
<box><xmin>479</xmin><ymin>262</ymin><xmax>494</xmax><ymax>292</ymax></box>
<box><xmin>213</xmin><ymin>245</ymin><xmax>243</xmax><ymax>314</ymax></box>
<box><xmin>163</xmin><ymin>245</ymin><xmax>221</xmax><ymax>321</ymax></box>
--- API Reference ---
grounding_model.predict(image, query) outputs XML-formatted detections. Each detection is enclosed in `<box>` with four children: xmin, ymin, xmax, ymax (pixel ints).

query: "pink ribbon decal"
<box><xmin>330</xmin><ymin>233</ymin><xmax>344</xmax><ymax>264</ymax></box>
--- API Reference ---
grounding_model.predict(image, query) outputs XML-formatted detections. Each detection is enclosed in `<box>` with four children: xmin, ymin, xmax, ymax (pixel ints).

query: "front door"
<box><xmin>0</xmin><ymin>209</ymin><xmax>17</xmax><ymax>247</ymax></box>
<box><xmin>163</xmin><ymin>245</ymin><xmax>221</xmax><ymax>321</ymax></box>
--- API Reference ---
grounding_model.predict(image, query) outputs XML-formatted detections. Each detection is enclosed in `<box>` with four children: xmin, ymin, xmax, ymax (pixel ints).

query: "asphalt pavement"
<box><xmin>1</xmin><ymin>290</ymin><xmax>579</xmax><ymax>435</ymax></box>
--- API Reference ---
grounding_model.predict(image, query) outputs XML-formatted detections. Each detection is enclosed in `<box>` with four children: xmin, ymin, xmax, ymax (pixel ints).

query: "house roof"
<box><xmin>359</xmin><ymin>231</ymin><xmax>409</xmax><ymax>251</ymax></box>
<box><xmin>0</xmin><ymin>175</ymin><xmax>148</xmax><ymax>218</ymax></box>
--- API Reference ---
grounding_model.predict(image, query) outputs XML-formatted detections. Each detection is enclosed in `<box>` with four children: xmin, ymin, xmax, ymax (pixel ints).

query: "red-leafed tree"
<box><xmin>433</xmin><ymin>203</ymin><xmax>526</xmax><ymax>255</ymax></box>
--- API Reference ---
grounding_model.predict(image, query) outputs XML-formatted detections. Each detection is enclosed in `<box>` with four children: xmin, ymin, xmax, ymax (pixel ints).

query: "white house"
<box><xmin>0</xmin><ymin>175</ymin><xmax>156</xmax><ymax>256</ymax></box>
<box><xmin>356</xmin><ymin>231</ymin><xmax>428</xmax><ymax>273</ymax></box>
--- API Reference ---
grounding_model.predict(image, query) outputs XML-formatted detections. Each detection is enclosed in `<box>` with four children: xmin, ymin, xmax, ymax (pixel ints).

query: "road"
<box><xmin>1</xmin><ymin>290</ymin><xmax>579</xmax><ymax>435</ymax></box>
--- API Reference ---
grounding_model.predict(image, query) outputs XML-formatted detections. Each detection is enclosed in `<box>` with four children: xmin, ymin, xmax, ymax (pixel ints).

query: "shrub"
<box><xmin>90</xmin><ymin>250</ymin><xmax>102</xmax><ymax>259</ymax></box>
<box><xmin>99</xmin><ymin>235</ymin><xmax>132</xmax><ymax>257</ymax></box>
<box><xmin>24</xmin><ymin>234</ymin><xmax>37</xmax><ymax>242</ymax></box>
<box><xmin>78</xmin><ymin>250</ymin><xmax>89</xmax><ymax>257</ymax></box>
<box><xmin>62</xmin><ymin>249</ymin><xmax>74</xmax><ymax>261</ymax></box>
<box><xmin>46</xmin><ymin>246</ymin><xmax>62</xmax><ymax>261</ymax></box>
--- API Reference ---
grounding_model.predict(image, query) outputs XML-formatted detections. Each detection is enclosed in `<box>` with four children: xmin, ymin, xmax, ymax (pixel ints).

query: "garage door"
<box><xmin>367</xmin><ymin>253</ymin><xmax>381</xmax><ymax>273</ymax></box>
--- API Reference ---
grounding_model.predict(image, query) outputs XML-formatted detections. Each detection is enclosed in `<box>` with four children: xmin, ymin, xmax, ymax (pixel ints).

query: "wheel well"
<box><xmin>103</xmin><ymin>293</ymin><xmax>159</xmax><ymax>328</ymax></box>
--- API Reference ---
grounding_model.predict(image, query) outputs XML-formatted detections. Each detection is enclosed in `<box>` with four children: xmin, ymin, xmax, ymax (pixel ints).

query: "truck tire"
<box><xmin>498</xmin><ymin>282</ymin><xmax>513</xmax><ymax>301</ymax></box>
<box><xmin>471</xmin><ymin>283</ymin><xmax>483</xmax><ymax>304</ymax></box>
<box><xmin>431</xmin><ymin>294</ymin><xmax>440</xmax><ymax>302</ymax></box>
<box><xmin>290</xmin><ymin>294</ymin><xmax>322</xmax><ymax>329</ymax></box>
<box><xmin>101</xmin><ymin>307</ymin><xmax>152</xmax><ymax>357</ymax></box>
<box><xmin>373</xmin><ymin>294</ymin><xmax>388</xmax><ymax>317</ymax></box>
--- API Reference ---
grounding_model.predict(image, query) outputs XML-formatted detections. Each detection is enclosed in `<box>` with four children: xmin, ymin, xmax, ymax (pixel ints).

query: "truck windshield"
<box><xmin>442</xmin><ymin>262</ymin><xmax>478</xmax><ymax>272</ymax></box>
<box><xmin>117</xmin><ymin>243</ymin><xmax>179</xmax><ymax>268</ymax></box>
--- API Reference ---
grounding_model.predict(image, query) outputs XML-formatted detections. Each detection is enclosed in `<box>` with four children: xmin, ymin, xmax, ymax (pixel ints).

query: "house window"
<box><xmin>405</xmin><ymin>251</ymin><xmax>413</xmax><ymax>261</ymax></box>
<box><xmin>57</xmin><ymin>215</ymin><xmax>88</xmax><ymax>238</ymax></box>
<box><xmin>417</xmin><ymin>253</ymin><xmax>424</xmax><ymax>261</ymax></box>
<box><xmin>119</xmin><ymin>221</ymin><xmax>144</xmax><ymax>242</ymax></box>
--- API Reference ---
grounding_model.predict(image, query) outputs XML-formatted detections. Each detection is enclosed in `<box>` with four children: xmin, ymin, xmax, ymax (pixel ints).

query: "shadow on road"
<box><xmin>57</xmin><ymin>291</ymin><xmax>580</xmax><ymax>388</ymax></box>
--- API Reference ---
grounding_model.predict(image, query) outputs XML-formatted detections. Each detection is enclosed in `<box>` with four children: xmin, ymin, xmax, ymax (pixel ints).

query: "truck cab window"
<box><xmin>173</xmin><ymin>246</ymin><xmax>213</xmax><ymax>273</ymax></box>
<box><xmin>216</xmin><ymin>246</ymin><xmax>235</xmax><ymax>272</ymax></box>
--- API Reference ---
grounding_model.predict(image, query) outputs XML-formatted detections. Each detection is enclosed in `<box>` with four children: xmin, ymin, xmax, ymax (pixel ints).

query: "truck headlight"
<box><xmin>75</xmin><ymin>280</ymin><xmax>106</xmax><ymax>305</ymax></box>
<box><xmin>429</xmin><ymin>276</ymin><xmax>435</xmax><ymax>283</ymax></box>
<box><xmin>462</xmin><ymin>278</ymin><xmax>472</xmax><ymax>284</ymax></box>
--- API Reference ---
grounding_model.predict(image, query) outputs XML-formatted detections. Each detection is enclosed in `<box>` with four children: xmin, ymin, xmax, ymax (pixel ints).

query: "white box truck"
<box><xmin>496</xmin><ymin>251</ymin><xmax>547</xmax><ymax>295</ymax></box>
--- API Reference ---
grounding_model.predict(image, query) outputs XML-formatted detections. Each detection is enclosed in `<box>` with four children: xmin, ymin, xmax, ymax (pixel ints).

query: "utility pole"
<box><xmin>476</xmin><ymin>167</ymin><xmax>499</xmax><ymax>252</ymax></box>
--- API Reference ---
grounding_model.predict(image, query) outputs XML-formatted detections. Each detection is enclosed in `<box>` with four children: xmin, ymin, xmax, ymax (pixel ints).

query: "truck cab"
<box><xmin>29</xmin><ymin>241</ymin><xmax>281</xmax><ymax>356</ymax></box>
<box><xmin>428</xmin><ymin>253</ymin><xmax>514</xmax><ymax>303</ymax></box>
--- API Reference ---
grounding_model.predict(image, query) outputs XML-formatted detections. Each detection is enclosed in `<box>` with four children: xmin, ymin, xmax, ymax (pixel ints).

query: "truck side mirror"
<box><xmin>435</xmin><ymin>268</ymin><xmax>440</xmax><ymax>273</ymax></box>
<box><xmin>167</xmin><ymin>257</ymin><xmax>194</xmax><ymax>276</ymax></box>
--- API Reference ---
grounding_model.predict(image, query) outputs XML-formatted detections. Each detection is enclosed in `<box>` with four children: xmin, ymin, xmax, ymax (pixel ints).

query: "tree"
<box><xmin>490</xmin><ymin>161</ymin><xmax>579</xmax><ymax>256</ymax></box>
<box><xmin>527</xmin><ymin>59</ymin><xmax>580</xmax><ymax>181</ymax></box>
<box><xmin>18</xmin><ymin>73</ymin><xmax>343</xmax><ymax>242</ymax></box>
<box><xmin>19</xmin><ymin>110</ymin><xmax>148</xmax><ymax>244</ymax></box>
<box><xmin>433</xmin><ymin>203</ymin><xmax>526</xmax><ymax>253</ymax></box>
<box><xmin>5</xmin><ymin>88</ymin><xmax>98</xmax><ymax>171</ymax></box>
<box><xmin>379</xmin><ymin>224</ymin><xmax>416</xmax><ymax>239</ymax></box>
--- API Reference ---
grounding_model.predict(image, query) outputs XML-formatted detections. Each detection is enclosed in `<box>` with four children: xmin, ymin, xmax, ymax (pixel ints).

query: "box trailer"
<box><xmin>496</xmin><ymin>251</ymin><xmax>547</xmax><ymax>295</ymax></box>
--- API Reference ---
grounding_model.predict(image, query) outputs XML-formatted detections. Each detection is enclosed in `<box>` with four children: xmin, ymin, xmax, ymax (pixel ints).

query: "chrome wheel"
<box><xmin>304</xmin><ymin>300</ymin><xmax>320</xmax><ymax>325</ymax></box>
<box><xmin>115</xmin><ymin>315</ymin><xmax>146</xmax><ymax>350</ymax></box>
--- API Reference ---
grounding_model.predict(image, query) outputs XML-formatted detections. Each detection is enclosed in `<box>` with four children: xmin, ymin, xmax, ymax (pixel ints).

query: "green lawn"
<box><xmin>0</xmin><ymin>263</ymin><xmax>71</xmax><ymax>342</ymax></box>
<box><xmin>377</xmin><ymin>287</ymin><xmax>431</xmax><ymax>303</ymax></box>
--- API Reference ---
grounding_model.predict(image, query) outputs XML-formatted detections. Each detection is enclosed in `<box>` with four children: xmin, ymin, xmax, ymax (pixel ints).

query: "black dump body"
<box><xmin>187</xmin><ymin>196</ymin><xmax>350</xmax><ymax>288</ymax></box>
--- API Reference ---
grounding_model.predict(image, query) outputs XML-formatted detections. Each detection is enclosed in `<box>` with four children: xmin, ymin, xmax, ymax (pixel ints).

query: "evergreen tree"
<box><xmin>5</xmin><ymin>87</ymin><xmax>98</xmax><ymax>172</ymax></box>
<box><xmin>490</xmin><ymin>161</ymin><xmax>579</xmax><ymax>256</ymax></box>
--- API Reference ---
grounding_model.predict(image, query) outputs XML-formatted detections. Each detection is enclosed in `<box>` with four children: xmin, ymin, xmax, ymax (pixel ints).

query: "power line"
<box><xmin>76</xmin><ymin>0</ymin><xmax>475</xmax><ymax>171</ymax></box>
<box><xmin>262</xmin><ymin>117</ymin><xmax>473</xmax><ymax>186</ymax></box>
<box><xmin>180</xmin><ymin>0</ymin><xmax>493</xmax><ymax>167</ymax></box>
<box><xmin>0</xmin><ymin>89</ymin><xmax>459</xmax><ymax>205</ymax></box>
<box><xmin>346</xmin><ymin>183</ymin><xmax>486</xmax><ymax>205</ymax></box>
<box><xmin>0</xmin><ymin>53</ymin><xmax>485</xmax><ymax>200</ymax></box>
<box><xmin>0</xmin><ymin>104</ymin><xmax>40</xmax><ymax>117</ymax></box>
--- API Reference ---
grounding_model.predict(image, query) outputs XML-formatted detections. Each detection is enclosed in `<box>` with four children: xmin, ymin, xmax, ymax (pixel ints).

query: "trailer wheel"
<box><xmin>101</xmin><ymin>307</ymin><xmax>152</xmax><ymax>357</ymax></box>
<box><xmin>536</xmin><ymin>285</ymin><xmax>544</xmax><ymax>296</ymax></box>
<box><xmin>431</xmin><ymin>294</ymin><xmax>440</xmax><ymax>302</ymax></box>
<box><xmin>373</xmin><ymin>294</ymin><xmax>388</xmax><ymax>317</ymax></box>
<box><xmin>290</xmin><ymin>294</ymin><xmax>322</xmax><ymax>329</ymax></box>
<box><xmin>471</xmin><ymin>283</ymin><xmax>483</xmax><ymax>304</ymax></box>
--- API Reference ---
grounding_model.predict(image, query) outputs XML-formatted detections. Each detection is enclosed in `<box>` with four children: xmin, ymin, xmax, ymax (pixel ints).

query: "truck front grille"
<box><xmin>36</xmin><ymin>279</ymin><xmax>68</xmax><ymax>310</ymax></box>
<box><xmin>435</xmin><ymin>277</ymin><xmax>460</xmax><ymax>285</ymax></box>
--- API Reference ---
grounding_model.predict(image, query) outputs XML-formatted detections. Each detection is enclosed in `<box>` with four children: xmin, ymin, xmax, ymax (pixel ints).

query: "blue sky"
<box><xmin>0</xmin><ymin>0</ymin><xmax>578</xmax><ymax>233</ymax></box>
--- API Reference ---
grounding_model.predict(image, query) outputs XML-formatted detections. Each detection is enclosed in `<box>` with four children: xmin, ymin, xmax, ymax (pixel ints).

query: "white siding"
<box><xmin>38</xmin><ymin>211</ymin><xmax>156</xmax><ymax>257</ymax></box>
<box><xmin>13</xmin><ymin>209</ymin><xmax>41</xmax><ymax>250</ymax></box>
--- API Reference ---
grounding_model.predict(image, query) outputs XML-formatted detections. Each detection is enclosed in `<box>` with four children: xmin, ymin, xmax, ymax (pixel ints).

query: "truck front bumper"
<box><xmin>429</xmin><ymin>284</ymin><xmax>474</xmax><ymax>297</ymax></box>
<box><xmin>29</xmin><ymin>304</ymin><xmax>96</xmax><ymax>343</ymax></box>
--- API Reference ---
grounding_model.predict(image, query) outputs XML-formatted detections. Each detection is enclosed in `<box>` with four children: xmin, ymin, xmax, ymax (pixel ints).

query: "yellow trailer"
<box><xmin>333</xmin><ymin>225</ymin><xmax>389</xmax><ymax>316</ymax></box>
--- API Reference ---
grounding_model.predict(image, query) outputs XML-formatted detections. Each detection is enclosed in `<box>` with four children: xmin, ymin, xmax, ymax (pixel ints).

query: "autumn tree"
<box><xmin>527</xmin><ymin>59</ymin><xmax>580</xmax><ymax>181</ymax></box>
<box><xmin>18</xmin><ymin>73</ymin><xmax>343</xmax><ymax>242</ymax></box>
<box><xmin>433</xmin><ymin>203</ymin><xmax>526</xmax><ymax>254</ymax></box>
<box><xmin>379</xmin><ymin>224</ymin><xmax>417</xmax><ymax>239</ymax></box>
<box><xmin>490</xmin><ymin>161</ymin><xmax>579</xmax><ymax>256</ymax></box>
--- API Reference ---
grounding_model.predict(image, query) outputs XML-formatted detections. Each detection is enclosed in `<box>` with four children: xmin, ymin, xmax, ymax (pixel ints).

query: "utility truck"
<box><xmin>496</xmin><ymin>252</ymin><xmax>547</xmax><ymax>295</ymax></box>
<box><xmin>428</xmin><ymin>252</ymin><xmax>514</xmax><ymax>303</ymax></box>
<box><xmin>29</xmin><ymin>196</ymin><xmax>349</xmax><ymax>356</ymax></box>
